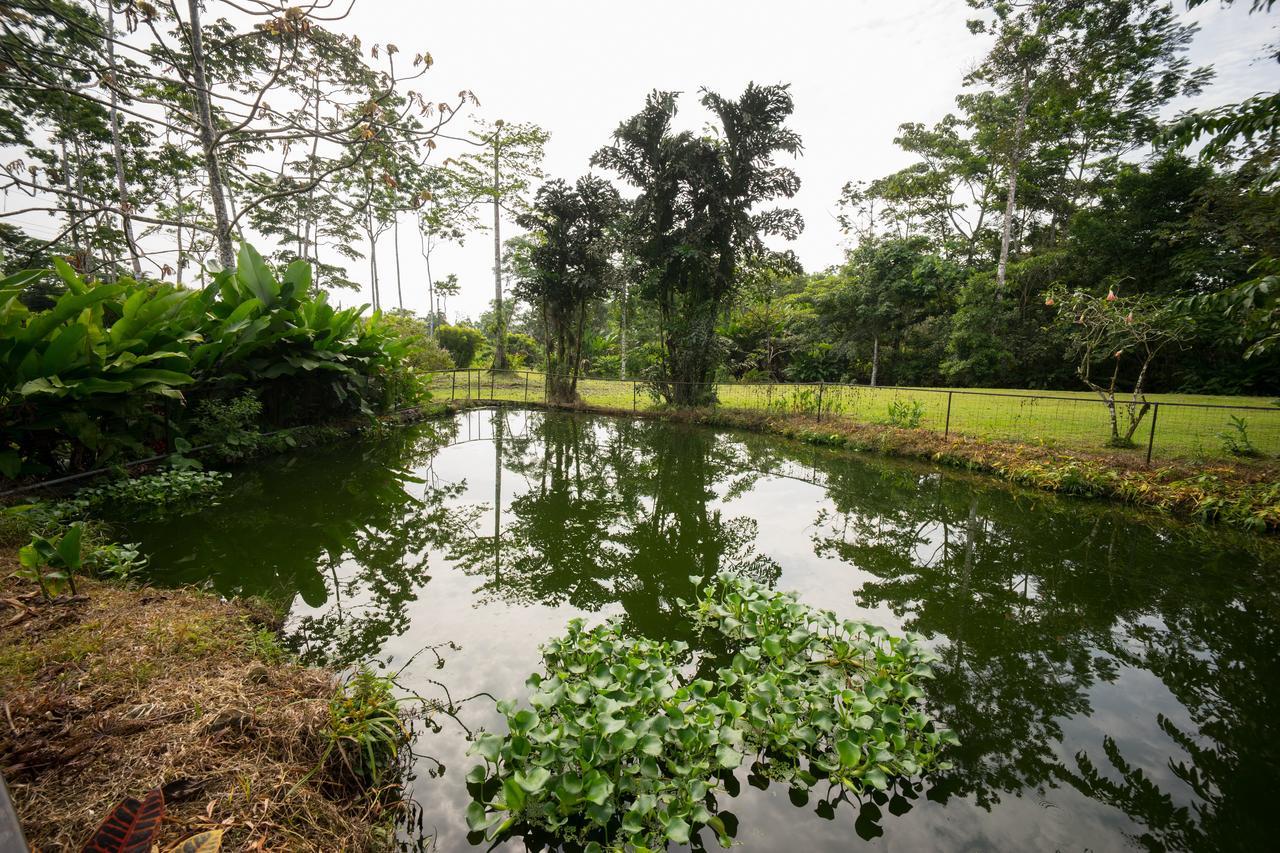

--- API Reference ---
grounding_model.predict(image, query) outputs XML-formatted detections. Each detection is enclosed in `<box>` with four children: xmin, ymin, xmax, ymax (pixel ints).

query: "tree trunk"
<box><xmin>366</xmin><ymin>210</ymin><xmax>380</xmax><ymax>312</ymax></box>
<box><xmin>619</xmin><ymin>279</ymin><xmax>628</xmax><ymax>380</ymax></box>
<box><xmin>393</xmin><ymin>212</ymin><xmax>403</xmax><ymax>310</ymax></box>
<box><xmin>995</xmin><ymin>77</ymin><xmax>1032</xmax><ymax>295</ymax></box>
<box><xmin>493</xmin><ymin>411</ymin><xmax>503</xmax><ymax>585</ymax></box>
<box><xmin>185</xmin><ymin>0</ymin><xmax>235</xmax><ymax>269</ymax></box>
<box><xmin>104</xmin><ymin>3</ymin><xmax>141</xmax><ymax>277</ymax></box>
<box><xmin>571</xmin><ymin>302</ymin><xmax>587</xmax><ymax>397</ymax></box>
<box><xmin>420</xmin><ymin>216</ymin><xmax>435</xmax><ymax>334</ymax></box>
<box><xmin>665</xmin><ymin>299</ymin><xmax>718</xmax><ymax>407</ymax></box>
<box><xmin>58</xmin><ymin>140</ymin><xmax>83</xmax><ymax>267</ymax></box>
<box><xmin>870</xmin><ymin>336</ymin><xmax>880</xmax><ymax>387</ymax></box>
<box><xmin>491</xmin><ymin>129</ymin><xmax>507</xmax><ymax>370</ymax></box>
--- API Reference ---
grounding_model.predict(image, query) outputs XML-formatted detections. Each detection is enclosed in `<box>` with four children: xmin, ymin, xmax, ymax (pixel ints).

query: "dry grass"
<box><xmin>0</xmin><ymin>562</ymin><xmax>397</xmax><ymax>851</ymax></box>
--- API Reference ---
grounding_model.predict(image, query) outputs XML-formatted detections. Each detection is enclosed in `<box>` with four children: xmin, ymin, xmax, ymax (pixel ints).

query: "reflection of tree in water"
<box><xmin>449</xmin><ymin>411</ymin><xmax>779</xmax><ymax>643</ymax></box>
<box><xmin>133</xmin><ymin>417</ymin><xmax>478</xmax><ymax>665</ymax></box>
<box><xmin>808</xmin><ymin>457</ymin><xmax>1280</xmax><ymax>850</ymax></box>
<box><xmin>1059</xmin><ymin>561</ymin><xmax>1280</xmax><ymax>852</ymax></box>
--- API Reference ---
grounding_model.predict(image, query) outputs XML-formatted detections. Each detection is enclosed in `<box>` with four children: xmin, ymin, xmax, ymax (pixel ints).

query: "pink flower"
<box><xmin>1106</xmin><ymin>289</ymin><xmax>1117</xmax><ymax>302</ymax></box>
<box><xmin>1044</xmin><ymin>296</ymin><xmax>1055</xmax><ymax>307</ymax></box>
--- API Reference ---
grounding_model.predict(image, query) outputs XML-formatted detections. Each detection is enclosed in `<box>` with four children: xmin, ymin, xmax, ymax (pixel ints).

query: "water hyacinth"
<box><xmin>464</xmin><ymin>574</ymin><xmax>957</xmax><ymax>850</ymax></box>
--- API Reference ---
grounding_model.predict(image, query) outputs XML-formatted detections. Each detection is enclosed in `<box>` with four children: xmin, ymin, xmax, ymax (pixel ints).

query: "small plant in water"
<box><xmin>1217</xmin><ymin>415</ymin><xmax>1259</xmax><ymax>458</ymax></box>
<box><xmin>321</xmin><ymin>667</ymin><xmax>409</xmax><ymax>790</ymax></box>
<box><xmin>84</xmin><ymin>540</ymin><xmax>149</xmax><ymax>583</ymax></box>
<box><xmin>65</xmin><ymin>469</ymin><xmax>228</xmax><ymax>520</ymax></box>
<box><xmin>465</xmin><ymin>574</ymin><xmax>956</xmax><ymax>849</ymax></box>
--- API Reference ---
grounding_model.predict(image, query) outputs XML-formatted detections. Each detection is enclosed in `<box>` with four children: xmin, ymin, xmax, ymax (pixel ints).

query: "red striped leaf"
<box><xmin>81</xmin><ymin>788</ymin><xmax>165</xmax><ymax>853</ymax></box>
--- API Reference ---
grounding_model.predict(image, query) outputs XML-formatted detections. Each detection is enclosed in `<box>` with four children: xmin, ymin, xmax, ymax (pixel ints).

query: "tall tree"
<box><xmin>514</xmin><ymin>175</ymin><xmax>621</xmax><ymax>403</ymax></box>
<box><xmin>594</xmin><ymin>84</ymin><xmax>803</xmax><ymax>405</ymax></box>
<box><xmin>450</xmin><ymin>119</ymin><xmax>549</xmax><ymax>370</ymax></box>
<box><xmin>1</xmin><ymin>1</ymin><xmax>469</xmax><ymax>280</ymax></box>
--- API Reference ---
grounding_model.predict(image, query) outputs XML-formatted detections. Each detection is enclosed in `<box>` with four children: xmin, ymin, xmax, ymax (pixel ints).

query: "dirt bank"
<box><xmin>0</xmin><ymin>564</ymin><xmax>402</xmax><ymax>851</ymax></box>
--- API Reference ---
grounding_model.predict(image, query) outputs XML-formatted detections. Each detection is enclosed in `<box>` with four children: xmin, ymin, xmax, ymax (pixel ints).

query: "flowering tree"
<box><xmin>1051</xmin><ymin>288</ymin><xmax>1191</xmax><ymax>446</ymax></box>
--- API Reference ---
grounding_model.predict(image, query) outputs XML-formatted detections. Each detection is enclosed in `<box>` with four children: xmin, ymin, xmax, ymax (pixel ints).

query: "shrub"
<box><xmin>435</xmin><ymin>324</ymin><xmax>487</xmax><ymax>369</ymax></box>
<box><xmin>376</xmin><ymin>310</ymin><xmax>455</xmax><ymax>373</ymax></box>
<box><xmin>887</xmin><ymin>398</ymin><xmax>925</xmax><ymax>429</ymax></box>
<box><xmin>504</xmin><ymin>331</ymin><xmax>542</xmax><ymax>369</ymax></box>
<box><xmin>1217</xmin><ymin>415</ymin><xmax>1259</xmax><ymax>458</ymax></box>
<box><xmin>190</xmin><ymin>392</ymin><xmax>266</xmax><ymax>461</ymax></box>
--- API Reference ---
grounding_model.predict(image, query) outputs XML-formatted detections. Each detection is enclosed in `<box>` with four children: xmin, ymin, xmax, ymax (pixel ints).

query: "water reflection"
<box><xmin>124</xmin><ymin>408</ymin><xmax>1280</xmax><ymax>852</ymax></box>
<box><xmin>448</xmin><ymin>411</ymin><xmax>780</xmax><ymax>643</ymax></box>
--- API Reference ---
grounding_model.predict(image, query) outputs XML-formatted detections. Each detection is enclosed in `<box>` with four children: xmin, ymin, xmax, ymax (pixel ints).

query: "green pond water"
<box><xmin>123</xmin><ymin>408</ymin><xmax>1280</xmax><ymax>852</ymax></box>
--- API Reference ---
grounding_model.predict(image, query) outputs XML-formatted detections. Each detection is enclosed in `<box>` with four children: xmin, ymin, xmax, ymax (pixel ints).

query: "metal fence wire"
<box><xmin>427</xmin><ymin>369</ymin><xmax>1280</xmax><ymax>464</ymax></box>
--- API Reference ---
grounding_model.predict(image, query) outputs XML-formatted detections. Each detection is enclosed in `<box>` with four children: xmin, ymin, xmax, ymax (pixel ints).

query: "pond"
<box><xmin>124</xmin><ymin>408</ymin><xmax>1280</xmax><ymax>852</ymax></box>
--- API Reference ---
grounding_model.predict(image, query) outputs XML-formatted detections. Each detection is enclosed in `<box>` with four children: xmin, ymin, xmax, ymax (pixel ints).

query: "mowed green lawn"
<box><xmin>426</xmin><ymin>370</ymin><xmax>1280</xmax><ymax>462</ymax></box>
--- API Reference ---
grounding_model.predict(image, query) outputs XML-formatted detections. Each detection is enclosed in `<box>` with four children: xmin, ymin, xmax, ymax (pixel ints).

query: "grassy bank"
<box><xmin>0</xmin><ymin>565</ymin><xmax>411</xmax><ymax>851</ymax></box>
<box><xmin>428</xmin><ymin>371</ymin><xmax>1280</xmax><ymax>461</ymax></box>
<box><xmin>0</xmin><ymin>403</ymin><xmax>461</xmax><ymax>850</ymax></box>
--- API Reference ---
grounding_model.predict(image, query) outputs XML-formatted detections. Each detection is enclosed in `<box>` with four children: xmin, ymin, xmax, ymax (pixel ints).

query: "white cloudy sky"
<box><xmin>344</xmin><ymin>0</ymin><xmax>1275</xmax><ymax>322</ymax></box>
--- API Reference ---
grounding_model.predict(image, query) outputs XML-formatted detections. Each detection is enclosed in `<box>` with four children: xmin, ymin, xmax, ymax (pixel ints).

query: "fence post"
<box><xmin>1146</xmin><ymin>402</ymin><xmax>1160</xmax><ymax>465</ymax></box>
<box><xmin>524</xmin><ymin>372</ymin><xmax>529</xmax><ymax>403</ymax></box>
<box><xmin>451</xmin><ymin>371</ymin><xmax>456</xmax><ymax>401</ymax></box>
<box><xmin>816</xmin><ymin>381</ymin><xmax>825</xmax><ymax>423</ymax></box>
<box><xmin>633</xmin><ymin>382</ymin><xmax>638</xmax><ymax>412</ymax></box>
<box><xmin>944</xmin><ymin>391</ymin><xmax>953</xmax><ymax>438</ymax></box>
<box><xmin>490</xmin><ymin>370</ymin><xmax>495</xmax><ymax>400</ymax></box>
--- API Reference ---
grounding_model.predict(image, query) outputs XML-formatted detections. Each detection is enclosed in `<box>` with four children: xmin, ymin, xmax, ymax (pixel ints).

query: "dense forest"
<box><xmin>1</xmin><ymin>0</ymin><xmax>1278</xmax><ymax>414</ymax></box>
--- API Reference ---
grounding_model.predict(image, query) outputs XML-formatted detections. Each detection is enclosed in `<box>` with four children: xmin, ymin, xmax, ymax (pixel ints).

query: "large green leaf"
<box><xmin>282</xmin><ymin>258</ymin><xmax>312</xmax><ymax>295</ymax></box>
<box><xmin>40</xmin><ymin>324</ymin><xmax>88</xmax><ymax>376</ymax></box>
<box><xmin>118</xmin><ymin>368</ymin><xmax>195</xmax><ymax>388</ymax></box>
<box><xmin>20</xmin><ymin>285</ymin><xmax>122</xmax><ymax>348</ymax></box>
<box><xmin>56</xmin><ymin>523</ymin><xmax>82</xmax><ymax>572</ymax></box>
<box><xmin>0</xmin><ymin>268</ymin><xmax>48</xmax><ymax>291</ymax></box>
<box><xmin>51</xmin><ymin>256</ymin><xmax>87</xmax><ymax>295</ymax></box>
<box><xmin>236</xmin><ymin>243</ymin><xmax>278</xmax><ymax>306</ymax></box>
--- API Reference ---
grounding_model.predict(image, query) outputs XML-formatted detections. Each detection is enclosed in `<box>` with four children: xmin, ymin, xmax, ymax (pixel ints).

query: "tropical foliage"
<box><xmin>1</xmin><ymin>243</ymin><xmax>422</xmax><ymax>480</ymax></box>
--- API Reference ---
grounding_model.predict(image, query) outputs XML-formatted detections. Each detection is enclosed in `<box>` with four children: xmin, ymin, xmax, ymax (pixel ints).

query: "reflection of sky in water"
<box><xmin>125</xmin><ymin>408</ymin><xmax>1280</xmax><ymax>852</ymax></box>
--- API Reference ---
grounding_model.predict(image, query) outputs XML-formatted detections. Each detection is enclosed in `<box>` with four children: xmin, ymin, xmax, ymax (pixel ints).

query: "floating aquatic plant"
<box><xmin>465</xmin><ymin>574</ymin><xmax>956</xmax><ymax>850</ymax></box>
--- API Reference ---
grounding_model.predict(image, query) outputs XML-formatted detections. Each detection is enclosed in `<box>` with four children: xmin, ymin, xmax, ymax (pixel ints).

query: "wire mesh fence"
<box><xmin>426</xmin><ymin>369</ymin><xmax>1280</xmax><ymax>464</ymax></box>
